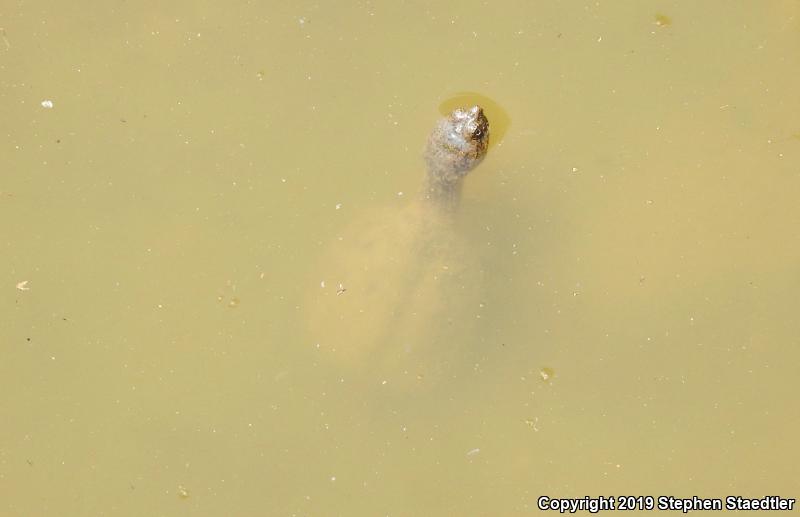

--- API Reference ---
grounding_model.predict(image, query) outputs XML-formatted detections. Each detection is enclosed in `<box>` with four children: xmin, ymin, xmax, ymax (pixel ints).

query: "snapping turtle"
<box><xmin>307</xmin><ymin>106</ymin><xmax>490</xmax><ymax>383</ymax></box>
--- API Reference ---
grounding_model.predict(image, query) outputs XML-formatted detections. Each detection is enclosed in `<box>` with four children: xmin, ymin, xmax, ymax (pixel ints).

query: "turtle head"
<box><xmin>460</xmin><ymin>106</ymin><xmax>489</xmax><ymax>148</ymax></box>
<box><xmin>424</xmin><ymin>105</ymin><xmax>490</xmax><ymax>185</ymax></box>
<box><xmin>444</xmin><ymin>106</ymin><xmax>489</xmax><ymax>167</ymax></box>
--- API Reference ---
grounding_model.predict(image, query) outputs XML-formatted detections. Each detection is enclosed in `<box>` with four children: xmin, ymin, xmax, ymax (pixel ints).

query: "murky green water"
<box><xmin>2</xmin><ymin>1</ymin><xmax>799</xmax><ymax>515</ymax></box>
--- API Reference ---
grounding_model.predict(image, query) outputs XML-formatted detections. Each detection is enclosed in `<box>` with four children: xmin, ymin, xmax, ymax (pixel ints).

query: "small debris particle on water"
<box><xmin>16</xmin><ymin>280</ymin><xmax>30</xmax><ymax>291</ymax></box>
<box><xmin>336</xmin><ymin>283</ymin><xmax>346</xmax><ymax>295</ymax></box>
<box><xmin>524</xmin><ymin>417</ymin><xmax>540</xmax><ymax>432</ymax></box>
<box><xmin>654</xmin><ymin>14</ymin><xmax>672</xmax><ymax>27</ymax></box>
<box><xmin>540</xmin><ymin>367</ymin><xmax>555</xmax><ymax>382</ymax></box>
<box><xmin>335</xmin><ymin>203</ymin><xmax>342</xmax><ymax>210</ymax></box>
<box><xmin>41</xmin><ymin>100</ymin><xmax>54</xmax><ymax>109</ymax></box>
<box><xmin>466</xmin><ymin>448</ymin><xmax>481</xmax><ymax>457</ymax></box>
<box><xmin>177</xmin><ymin>485</ymin><xmax>189</xmax><ymax>499</ymax></box>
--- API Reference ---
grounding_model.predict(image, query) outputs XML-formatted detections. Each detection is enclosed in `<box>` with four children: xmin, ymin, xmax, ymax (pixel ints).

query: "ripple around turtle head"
<box><xmin>438</xmin><ymin>92</ymin><xmax>510</xmax><ymax>150</ymax></box>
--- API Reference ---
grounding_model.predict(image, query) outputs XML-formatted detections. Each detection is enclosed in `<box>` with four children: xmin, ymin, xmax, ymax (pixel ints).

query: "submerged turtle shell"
<box><xmin>307</xmin><ymin>106</ymin><xmax>489</xmax><ymax>385</ymax></box>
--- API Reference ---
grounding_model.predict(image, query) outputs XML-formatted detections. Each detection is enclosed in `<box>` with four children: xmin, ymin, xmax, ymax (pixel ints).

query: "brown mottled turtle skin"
<box><xmin>307</xmin><ymin>106</ymin><xmax>490</xmax><ymax>385</ymax></box>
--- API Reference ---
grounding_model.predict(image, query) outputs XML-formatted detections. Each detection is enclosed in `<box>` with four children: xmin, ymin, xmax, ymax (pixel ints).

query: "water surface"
<box><xmin>2</xmin><ymin>1</ymin><xmax>799</xmax><ymax>515</ymax></box>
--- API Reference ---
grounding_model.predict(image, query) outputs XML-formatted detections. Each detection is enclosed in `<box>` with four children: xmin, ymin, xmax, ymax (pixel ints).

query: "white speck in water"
<box><xmin>466</xmin><ymin>448</ymin><xmax>481</xmax><ymax>457</ymax></box>
<box><xmin>41</xmin><ymin>100</ymin><xmax>54</xmax><ymax>109</ymax></box>
<box><xmin>335</xmin><ymin>203</ymin><xmax>342</xmax><ymax>210</ymax></box>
